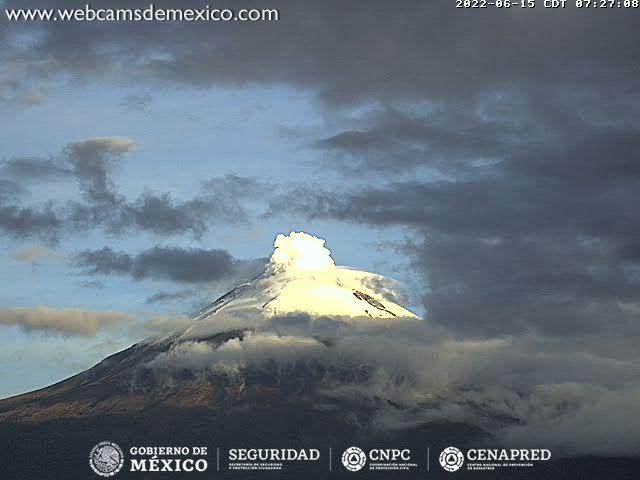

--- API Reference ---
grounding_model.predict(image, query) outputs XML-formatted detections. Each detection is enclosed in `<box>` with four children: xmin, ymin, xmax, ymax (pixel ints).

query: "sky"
<box><xmin>0</xmin><ymin>0</ymin><xmax>639</xmax><ymax>404</ymax></box>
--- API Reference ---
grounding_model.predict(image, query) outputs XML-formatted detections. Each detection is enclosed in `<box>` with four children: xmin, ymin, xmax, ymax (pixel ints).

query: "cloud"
<box><xmin>2</xmin><ymin>1</ymin><xmax>638</xmax><ymax>107</ymax></box>
<box><xmin>63</xmin><ymin>137</ymin><xmax>135</xmax><ymax>204</ymax></box>
<box><xmin>499</xmin><ymin>386</ymin><xmax>640</xmax><ymax>456</ymax></box>
<box><xmin>141</xmin><ymin>313</ymin><xmax>640</xmax><ymax>456</ymax></box>
<box><xmin>0</xmin><ymin>306</ymin><xmax>132</xmax><ymax>336</ymax></box>
<box><xmin>0</xmin><ymin>136</ymin><xmax>266</xmax><ymax>242</ymax></box>
<box><xmin>0</xmin><ymin>307</ymin><xmax>201</xmax><ymax>338</ymax></box>
<box><xmin>73</xmin><ymin>245</ymin><xmax>265</xmax><ymax>284</ymax></box>
<box><xmin>128</xmin><ymin>246</ymin><xmax>235</xmax><ymax>283</ymax></box>
<box><xmin>73</xmin><ymin>246</ymin><xmax>132</xmax><ymax>276</ymax></box>
<box><xmin>268</xmin><ymin>89</ymin><xmax>640</xmax><ymax>339</ymax></box>
<box><xmin>2</xmin><ymin>137</ymin><xmax>134</xmax><ymax>197</ymax></box>
<box><xmin>312</xmin><ymin>105</ymin><xmax>517</xmax><ymax>174</ymax></box>
<box><xmin>0</xmin><ymin>179</ymin><xmax>25</xmax><ymax>201</ymax></box>
<box><xmin>145</xmin><ymin>289</ymin><xmax>199</xmax><ymax>304</ymax></box>
<box><xmin>77</xmin><ymin>280</ymin><xmax>105</xmax><ymax>289</ymax></box>
<box><xmin>0</xmin><ymin>203</ymin><xmax>63</xmax><ymax>244</ymax></box>
<box><xmin>121</xmin><ymin>192</ymin><xmax>210</xmax><ymax>238</ymax></box>
<box><xmin>118</xmin><ymin>178</ymin><xmax>266</xmax><ymax>236</ymax></box>
<box><xmin>147</xmin><ymin>332</ymin><xmax>327</xmax><ymax>371</ymax></box>
<box><xmin>0</xmin><ymin>137</ymin><xmax>134</xmax><ymax>243</ymax></box>
<box><xmin>200</xmin><ymin>174</ymin><xmax>269</xmax><ymax>200</ymax></box>
<box><xmin>1</xmin><ymin>157</ymin><xmax>72</xmax><ymax>181</ymax></box>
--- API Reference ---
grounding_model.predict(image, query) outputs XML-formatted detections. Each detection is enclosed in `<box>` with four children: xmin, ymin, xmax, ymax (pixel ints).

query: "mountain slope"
<box><xmin>0</xmin><ymin>232</ymin><xmax>417</xmax><ymax>423</ymax></box>
<box><xmin>1</xmin><ymin>232</ymin><xmax>637</xmax><ymax>479</ymax></box>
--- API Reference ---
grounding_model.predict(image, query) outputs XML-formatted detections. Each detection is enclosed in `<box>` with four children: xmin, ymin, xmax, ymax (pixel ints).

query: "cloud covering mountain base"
<box><xmin>140</xmin><ymin>313</ymin><xmax>640</xmax><ymax>457</ymax></box>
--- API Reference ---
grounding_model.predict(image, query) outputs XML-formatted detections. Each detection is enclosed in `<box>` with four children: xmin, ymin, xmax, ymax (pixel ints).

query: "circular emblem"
<box><xmin>439</xmin><ymin>446</ymin><xmax>464</xmax><ymax>472</ymax></box>
<box><xmin>341</xmin><ymin>446</ymin><xmax>367</xmax><ymax>472</ymax></box>
<box><xmin>89</xmin><ymin>441</ymin><xmax>124</xmax><ymax>477</ymax></box>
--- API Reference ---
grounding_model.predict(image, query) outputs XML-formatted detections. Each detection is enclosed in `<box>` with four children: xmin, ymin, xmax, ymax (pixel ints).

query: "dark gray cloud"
<box><xmin>0</xmin><ymin>138</ymin><xmax>130</xmax><ymax>242</ymax></box>
<box><xmin>0</xmin><ymin>203</ymin><xmax>63</xmax><ymax>244</ymax></box>
<box><xmin>2</xmin><ymin>1</ymin><xmax>638</xmax><ymax>106</ymax></box>
<box><xmin>312</xmin><ymin>104</ymin><xmax>525</xmax><ymax>173</ymax></box>
<box><xmin>63</xmin><ymin>191</ymin><xmax>218</xmax><ymax>239</ymax></box>
<box><xmin>0</xmin><ymin>137</ymin><xmax>265</xmax><ymax>242</ymax></box>
<box><xmin>129</xmin><ymin>247</ymin><xmax>235</xmax><ymax>283</ymax></box>
<box><xmin>1</xmin><ymin>138</ymin><xmax>131</xmax><ymax>194</ymax></box>
<box><xmin>74</xmin><ymin>245</ymin><xmax>265</xmax><ymax>284</ymax></box>
<box><xmin>122</xmin><ymin>173</ymin><xmax>270</xmax><ymax>234</ymax></box>
<box><xmin>0</xmin><ymin>179</ymin><xmax>26</xmax><ymax>200</ymax></box>
<box><xmin>201</xmin><ymin>174</ymin><xmax>269</xmax><ymax>200</ymax></box>
<box><xmin>63</xmin><ymin>137</ymin><xmax>134</xmax><ymax>204</ymax></box>
<box><xmin>75</xmin><ymin>246</ymin><xmax>133</xmax><ymax>276</ymax></box>
<box><xmin>78</xmin><ymin>280</ymin><xmax>105</xmax><ymax>289</ymax></box>
<box><xmin>124</xmin><ymin>193</ymin><xmax>209</xmax><ymax>238</ymax></box>
<box><xmin>313</xmin><ymin>87</ymin><xmax>640</xmax><ymax>175</ymax></box>
<box><xmin>145</xmin><ymin>288</ymin><xmax>199</xmax><ymax>304</ymax></box>
<box><xmin>65</xmin><ymin>173</ymin><xmax>265</xmax><ymax>237</ymax></box>
<box><xmin>1</xmin><ymin>157</ymin><xmax>72</xmax><ymax>181</ymax></box>
<box><xmin>269</xmin><ymin>88</ymin><xmax>640</xmax><ymax>338</ymax></box>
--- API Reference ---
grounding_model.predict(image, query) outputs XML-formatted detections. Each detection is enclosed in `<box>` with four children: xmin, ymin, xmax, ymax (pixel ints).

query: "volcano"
<box><xmin>0</xmin><ymin>232</ymin><xmax>636</xmax><ymax>479</ymax></box>
<box><xmin>0</xmin><ymin>232</ymin><xmax>418</xmax><ymax>424</ymax></box>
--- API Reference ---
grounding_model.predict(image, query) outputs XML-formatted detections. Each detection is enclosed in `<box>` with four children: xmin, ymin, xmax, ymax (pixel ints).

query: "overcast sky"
<box><xmin>0</xmin><ymin>1</ymin><xmax>639</xmax><ymax>399</ymax></box>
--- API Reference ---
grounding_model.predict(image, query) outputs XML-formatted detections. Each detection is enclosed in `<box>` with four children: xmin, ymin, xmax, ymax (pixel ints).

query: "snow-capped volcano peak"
<box><xmin>181</xmin><ymin>231</ymin><xmax>418</xmax><ymax>340</ymax></box>
<box><xmin>267</xmin><ymin>231</ymin><xmax>336</xmax><ymax>275</ymax></box>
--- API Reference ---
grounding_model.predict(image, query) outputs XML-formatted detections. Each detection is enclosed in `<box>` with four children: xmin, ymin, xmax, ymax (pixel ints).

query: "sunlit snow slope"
<box><xmin>180</xmin><ymin>232</ymin><xmax>418</xmax><ymax>340</ymax></box>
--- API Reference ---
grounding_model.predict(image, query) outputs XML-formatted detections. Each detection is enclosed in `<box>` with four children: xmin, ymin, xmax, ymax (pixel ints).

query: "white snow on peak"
<box><xmin>177</xmin><ymin>231</ymin><xmax>418</xmax><ymax>341</ymax></box>
<box><xmin>267</xmin><ymin>231</ymin><xmax>336</xmax><ymax>275</ymax></box>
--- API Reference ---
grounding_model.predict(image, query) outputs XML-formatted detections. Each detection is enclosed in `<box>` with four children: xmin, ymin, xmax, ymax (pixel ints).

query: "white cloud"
<box><xmin>147</xmin><ymin>332</ymin><xmax>326</xmax><ymax>371</ymax></box>
<box><xmin>143</xmin><ymin>315</ymin><xmax>640</xmax><ymax>456</ymax></box>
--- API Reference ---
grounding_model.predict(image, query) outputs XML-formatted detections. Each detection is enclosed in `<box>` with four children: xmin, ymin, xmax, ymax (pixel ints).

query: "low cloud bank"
<box><xmin>0</xmin><ymin>307</ymin><xmax>131</xmax><ymax>336</ymax></box>
<box><xmin>0</xmin><ymin>307</ymin><xmax>194</xmax><ymax>338</ymax></box>
<box><xmin>145</xmin><ymin>313</ymin><xmax>640</xmax><ymax>456</ymax></box>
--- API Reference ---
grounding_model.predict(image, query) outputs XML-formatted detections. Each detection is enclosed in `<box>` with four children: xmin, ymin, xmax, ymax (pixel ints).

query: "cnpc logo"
<box><xmin>341</xmin><ymin>446</ymin><xmax>411</xmax><ymax>472</ymax></box>
<box><xmin>341</xmin><ymin>447</ymin><xmax>367</xmax><ymax>472</ymax></box>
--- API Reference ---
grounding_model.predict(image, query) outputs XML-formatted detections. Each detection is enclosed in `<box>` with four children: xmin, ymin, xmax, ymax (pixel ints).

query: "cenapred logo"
<box><xmin>439</xmin><ymin>446</ymin><xmax>464</xmax><ymax>472</ymax></box>
<box><xmin>341</xmin><ymin>446</ymin><xmax>367</xmax><ymax>472</ymax></box>
<box><xmin>89</xmin><ymin>441</ymin><xmax>124</xmax><ymax>477</ymax></box>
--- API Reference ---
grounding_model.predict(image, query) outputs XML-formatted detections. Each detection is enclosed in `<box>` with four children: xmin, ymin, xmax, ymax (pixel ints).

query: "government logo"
<box><xmin>89</xmin><ymin>441</ymin><xmax>124</xmax><ymax>477</ymax></box>
<box><xmin>341</xmin><ymin>446</ymin><xmax>367</xmax><ymax>472</ymax></box>
<box><xmin>439</xmin><ymin>446</ymin><xmax>464</xmax><ymax>472</ymax></box>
